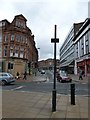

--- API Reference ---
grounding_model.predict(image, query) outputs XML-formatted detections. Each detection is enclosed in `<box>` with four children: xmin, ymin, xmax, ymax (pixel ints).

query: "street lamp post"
<box><xmin>37</xmin><ymin>47</ymin><xmax>40</xmax><ymax>60</ymax></box>
<box><xmin>51</xmin><ymin>25</ymin><xmax>59</xmax><ymax>112</ymax></box>
<box><xmin>37</xmin><ymin>47</ymin><xmax>40</xmax><ymax>71</ymax></box>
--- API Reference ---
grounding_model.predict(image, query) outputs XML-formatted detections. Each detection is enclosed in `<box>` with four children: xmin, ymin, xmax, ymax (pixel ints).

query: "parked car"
<box><xmin>0</xmin><ymin>72</ymin><xmax>16</xmax><ymax>85</ymax></box>
<box><xmin>56</xmin><ymin>70</ymin><xmax>72</xmax><ymax>83</ymax></box>
<box><xmin>41</xmin><ymin>70</ymin><xmax>45</xmax><ymax>74</ymax></box>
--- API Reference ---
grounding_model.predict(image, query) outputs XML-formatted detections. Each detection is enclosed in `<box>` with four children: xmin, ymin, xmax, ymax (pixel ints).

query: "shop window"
<box><xmin>8</xmin><ymin>62</ymin><xmax>13</xmax><ymax>69</ymax></box>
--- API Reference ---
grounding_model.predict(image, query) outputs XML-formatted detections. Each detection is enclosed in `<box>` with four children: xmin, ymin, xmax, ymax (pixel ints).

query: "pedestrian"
<box><xmin>79</xmin><ymin>69</ymin><xmax>83</xmax><ymax>80</ymax></box>
<box><xmin>82</xmin><ymin>70</ymin><xmax>85</xmax><ymax>77</ymax></box>
<box><xmin>16</xmin><ymin>72</ymin><xmax>19</xmax><ymax>79</ymax></box>
<box><xmin>23</xmin><ymin>71</ymin><xmax>27</xmax><ymax>80</ymax></box>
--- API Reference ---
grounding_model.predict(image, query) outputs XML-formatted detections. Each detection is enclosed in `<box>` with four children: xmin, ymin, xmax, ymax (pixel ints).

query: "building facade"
<box><xmin>38</xmin><ymin>58</ymin><xmax>60</xmax><ymax>70</ymax></box>
<box><xmin>59</xmin><ymin>22</ymin><xmax>83</xmax><ymax>74</ymax></box>
<box><xmin>74</xmin><ymin>18</ymin><xmax>90</xmax><ymax>76</ymax></box>
<box><xmin>0</xmin><ymin>14</ymin><xmax>38</xmax><ymax>76</ymax></box>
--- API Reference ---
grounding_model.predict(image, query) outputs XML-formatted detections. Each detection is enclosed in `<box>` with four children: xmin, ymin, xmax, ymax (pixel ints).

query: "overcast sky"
<box><xmin>0</xmin><ymin>0</ymin><xmax>89</xmax><ymax>60</ymax></box>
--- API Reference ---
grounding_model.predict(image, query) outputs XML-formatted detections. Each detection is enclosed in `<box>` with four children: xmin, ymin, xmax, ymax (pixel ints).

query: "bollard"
<box><xmin>52</xmin><ymin>89</ymin><xmax>56</xmax><ymax>112</ymax></box>
<box><xmin>71</xmin><ymin>83</ymin><xmax>75</xmax><ymax>105</ymax></box>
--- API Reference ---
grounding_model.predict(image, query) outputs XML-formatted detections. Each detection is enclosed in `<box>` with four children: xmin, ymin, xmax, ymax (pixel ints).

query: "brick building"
<box><xmin>0</xmin><ymin>14</ymin><xmax>38</xmax><ymax>76</ymax></box>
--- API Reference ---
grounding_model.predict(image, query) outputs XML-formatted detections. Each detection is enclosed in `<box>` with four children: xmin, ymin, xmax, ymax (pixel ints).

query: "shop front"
<box><xmin>77</xmin><ymin>59</ymin><xmax>90</xmax><ymax>76</ymax></box>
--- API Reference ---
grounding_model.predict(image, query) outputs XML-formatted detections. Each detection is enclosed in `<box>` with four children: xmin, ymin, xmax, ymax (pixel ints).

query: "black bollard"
<box><xmin>71</xmin><ymin>83</ymin><xmax>75</xmax><ymax>105</ymax></box>
<box><xmin>52</xmin><ymin>89</ymin><xmax>56</xmax><ymax>112</ymax></box>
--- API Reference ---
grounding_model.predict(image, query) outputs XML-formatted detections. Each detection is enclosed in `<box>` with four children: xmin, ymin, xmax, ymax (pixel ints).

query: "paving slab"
<box><xmin>1</xmin><ymin>90</ymin><xmax>89</xmax><ymax>119</ymax></box>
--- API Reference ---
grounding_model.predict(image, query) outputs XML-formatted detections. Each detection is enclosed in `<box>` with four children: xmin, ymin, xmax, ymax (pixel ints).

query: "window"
<box><xmin>85</xmin><ymin>33</ymin><xmax>89</xmax><ymax>54</ymax></box>
<box><xmin>75</xmin><ymin>43</ymin><xmax>78</xmax><ymax>58</ymax></box>
<box><xmin>26</xmin><ymin>37</ymin><xmax>28</xmax><ymax>43</ymax></box>
<box><xmin>2</xmin><ymin>73</ymin><xmax>8</xmax><ymax>76</ymax></box>
<box><xmin>0</xmin><ymin>45</ymin><xmax>2</xmax><ymax>57</ymax></box>
<box><xmin>18</xmin><ymin>22</ymin><xmax>20</xmax><ymax>27</ymax></box>
<box><xmin>11</xmin><ymin>35</ymin><xmax>14</xmax><ymax>41</ymax></box>
<box><xmin>16</xmin><ymin>35</ymin><xmax>21</xmax><ymax>42</ymax></box>
<box><xmin>79</xmin><ymin>39</ymin><xmax>82</xmax><ymax>57</ymax></box>
<box><xmin>21</xmin><ymin>22</ymin><xmax>25</xmax><ymax>28</ymax></box>
<box><xmin>10</xmin><ymin>47</ymin><xmax>14</xmax><ymax>56</ymax></box>
<box><xmin>81</xmin><ymin>37</ymin><xmax>84</xmax><ymax>56</ymax></box>
<box><xmin>0</xmin><ymin>22</ymin><xmax>2</xmax><ymax>27</ymax></box>
<box><xmin>86</xmin><ymin>40</ymin><xmax>89</xmax><ymax>54</ymax></box>
<box><xmin>20</xmin><ymin>48</ymin><xmax>24</xmax><ymax>58</ymax></box>
<box><xmin>21</xmin><ymin>35</ymin><xmax>24</xmax><ymax>43</ymax></box>
<box><xmin>4</xmin><ymin>46</ymin><xmax>7</xmax><ymax>56</ymax></box>
<box><xmin>16</xmin><ymin>21</ymin><xmax>18</xmax><ymax>26</ymax></box>
<box><xmin>88</xmin><ymin>30</ymin><xmax>90</xmax><ymax>53</ymax></box>
<box><xmin>16</xmin><ymin>21</ymin><xmax>25</xmax><ymax>28</ymax></box>
<box><xmin>15</xmin><ymin>47</ymin><xmax>19</xmax><ymax>57</ymax></box>
<box><xmin>0</xmin><ymin>35</ymin><xmax>2</xmax><ymax>42</ymax></box>
<box><xmin>5</xmin><ymin>35</ymin><xmax>8</xmax><ymax>42</ymax></box>
<box><xmin>85</xmin><ymin>32</ymin><xmax>88</xmax><ymax>41</ymax></box>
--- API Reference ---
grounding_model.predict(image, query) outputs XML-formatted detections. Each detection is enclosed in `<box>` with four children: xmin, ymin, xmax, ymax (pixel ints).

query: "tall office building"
<box><xmin>59</xmin><ymin>22</ymin><xmax>83</xmax><ymax>74</ymax></box>
<box><xmin>74</xmin><ymin>18</ymin><xmax>90</xmax><ymax>76</ymax></box>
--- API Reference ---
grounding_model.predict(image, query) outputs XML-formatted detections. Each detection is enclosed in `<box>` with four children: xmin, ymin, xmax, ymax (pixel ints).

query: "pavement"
<box><xmin>69</xmin><ymin>74</ymin><xmax>88</xmax><ymax>84</ymax></box>
<box><xmin>16</xmin><ymin>74</ymin><xmax>48</xmax><ymax>83</ymax></box>
<box><xmin>16</xmin><ymin>72</ymin><xmax>88</xmax><ymax>84</ymax></box>
<box><xmin>0</xmin><ymin>73</ymin><xmax>89</xmax><ymax>119</ymax></box>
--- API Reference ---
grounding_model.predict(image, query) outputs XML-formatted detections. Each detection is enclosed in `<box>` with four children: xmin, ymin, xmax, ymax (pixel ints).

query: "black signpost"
<box><xmin>51</xmin><ymin>25</ymin><xmax>59</xmax><ymax>112</ymax></box>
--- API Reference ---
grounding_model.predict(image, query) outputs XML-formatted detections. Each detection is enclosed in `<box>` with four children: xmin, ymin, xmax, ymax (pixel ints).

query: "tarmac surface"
<box><xmin>0</xmin><ymin>73</ymin><xmax>89</xmax><ymax>119</ymax></box>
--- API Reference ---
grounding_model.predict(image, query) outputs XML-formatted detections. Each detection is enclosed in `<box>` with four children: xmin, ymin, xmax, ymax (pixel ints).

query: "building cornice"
<box><xmin>73</xmin><ymin>18</ymin><xmax>90</xmax><ymax>41</ymax></box>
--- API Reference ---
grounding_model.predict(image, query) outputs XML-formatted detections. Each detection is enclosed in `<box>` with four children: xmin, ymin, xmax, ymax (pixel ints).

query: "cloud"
<box><xmin>0</xmin><ymin>0</ymin><xmax>89</xmax><ymax>60</ymax></box>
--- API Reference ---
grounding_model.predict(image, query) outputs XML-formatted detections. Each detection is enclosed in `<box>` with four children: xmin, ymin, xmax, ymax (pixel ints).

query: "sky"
<box><xmin>0</xmin><ymin>0</ymin><xmax>89</xmax><ymax>60</ymax></box>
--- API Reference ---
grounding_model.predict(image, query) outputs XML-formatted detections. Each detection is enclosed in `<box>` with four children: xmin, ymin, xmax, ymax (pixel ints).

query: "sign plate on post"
<box><xmin>51</xmin><ymin>38</ymin><xmax>59</xmax><ymax>43</ymax></box>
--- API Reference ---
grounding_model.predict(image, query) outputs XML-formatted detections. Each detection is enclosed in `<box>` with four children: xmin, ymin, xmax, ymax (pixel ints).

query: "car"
<box><xmin>41</xmin><ymin>70</ymin><xmax>45</xmax><ymax>74</ymax></box>
<box><xmin>0</xmin><ymin>72</ymin><xmax>16</xmax><ymax>85</ymax></box>
<box><xmin>56</xmin><ymin>70</ymin><xmax>72</xmax><ymax>83</ymax></box>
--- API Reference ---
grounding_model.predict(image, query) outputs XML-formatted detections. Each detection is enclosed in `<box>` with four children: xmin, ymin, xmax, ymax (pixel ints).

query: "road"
<box><xmin>1</xmin><ymin>70</ymin><xmax>88</xmax><ymax>96</ymax></box>
<box><xmin>2</xmin><ymin>81</ymin><xmax>88</xmax><ymax>96</ymax></box>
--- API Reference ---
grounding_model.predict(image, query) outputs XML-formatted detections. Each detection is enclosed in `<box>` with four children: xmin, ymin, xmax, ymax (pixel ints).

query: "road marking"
<box><xmin>11</xmin><ymin>86</ymin><xmax>25</xmax><ymax>91</ymax></box>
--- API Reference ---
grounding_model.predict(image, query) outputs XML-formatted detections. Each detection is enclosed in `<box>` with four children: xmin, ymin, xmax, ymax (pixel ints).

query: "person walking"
<box><xmin>23</xmin><ymin>71</ymin><xmax>27</xmax><ymax>80</ymax></box>
<box><xmin>16</xmin><ymin>72</ymin><xmax>19</xmax><ymax>79</ymax></box>
<box><xmin>79</xmin><ymin>69</ymin><xmax>83</xmax><ymax>80</ymax></box>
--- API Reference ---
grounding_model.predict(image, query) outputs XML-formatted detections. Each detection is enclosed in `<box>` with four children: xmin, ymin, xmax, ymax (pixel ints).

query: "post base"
<box><xmin>52</xmin><ymin>89</ymin><xmax>56</xmax><ymax>112</ymax></box>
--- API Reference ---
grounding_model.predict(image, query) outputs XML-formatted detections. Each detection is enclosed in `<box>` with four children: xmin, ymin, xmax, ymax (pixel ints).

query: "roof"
<box><xmin>0</xmin><ymin>19</ymin><xmax>10</xmax><ymax>24</ymax></box>
<box><xmin>14</xmin><ymin>14</ymin><xmax>27</xmax><ymax>21</ymax></box>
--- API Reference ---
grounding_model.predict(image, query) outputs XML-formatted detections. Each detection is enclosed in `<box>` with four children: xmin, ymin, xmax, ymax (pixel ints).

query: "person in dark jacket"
<box><xmin>16</xmin><ymin>72</ymin><xmax>19</xmax><ymax>79</ymax></box>
<box><xmin>79</xmin><ymin>69</ymin><xmax>83</xmax><ymax>80</ymax></box>
<box><xmin>23</xmin><ymin>71</ymin><xmax>27</xmax><ymax>80</ymax></box>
